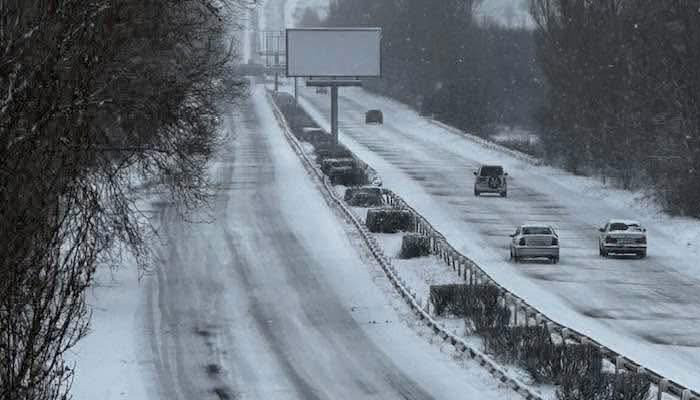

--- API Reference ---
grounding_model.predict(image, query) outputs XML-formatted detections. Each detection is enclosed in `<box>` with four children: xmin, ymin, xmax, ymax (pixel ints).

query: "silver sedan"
<box><xmin>598</xmin><ymin>219</ymin><xmax>647</xmax><ymax>258</ymax></box>
<box><xmin>510</xmin><ymin>224</ymin><xmax>560</xmax><ymax>263</ymax></box>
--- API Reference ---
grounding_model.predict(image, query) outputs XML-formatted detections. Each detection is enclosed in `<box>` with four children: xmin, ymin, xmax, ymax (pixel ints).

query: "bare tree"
<box><xmin>0</xmin><ymin>1</ymin><xmax>251</xmax><ymax>399</ymax></box>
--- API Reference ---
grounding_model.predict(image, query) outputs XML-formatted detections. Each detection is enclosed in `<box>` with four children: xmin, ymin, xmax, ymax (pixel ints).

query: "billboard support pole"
<box><xmin>331</xmin><ymin>85</ymin><xmax>338</xmax><ymax>150</ymax></box>
<box><xmin>294</xmin><ymin>78</ymin><xmax>298</xmax><ymax>104</ymax></box>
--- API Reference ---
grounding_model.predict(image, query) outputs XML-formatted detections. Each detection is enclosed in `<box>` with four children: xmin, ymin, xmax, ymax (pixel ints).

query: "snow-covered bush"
<box><xmin>482</xmin><ymin>325</ymin><xmax>552</xmax><ymax>364</ymax></box>
<box><xmin>557</xmin><ymin>369</ymin><xmax>651</xmax><ymax>400</ymax></box>
<box><xmin>466</xmin><ymin>284</ymin><xmax>510</xmax><ymax>334</ymax></box>
<box><xmin>327</xmin><ymin>166</ymin><xmax>359</xmax><ymax>185</ymax></box>
<box><xmin>526</xmin><ymin>342</ymin><xmax>602</xmax><ymax>385</ymax></box>
<box><xmin>428</xmin><ymin>283</ymin><xmax>509</xmax><ymax>330</ymax></box>
<box><xmin>315</xmin><ymin>144</ymin><xmax>353</xmax><ymax>164</ymax></box>
<box><xmin>399</xmin><ymin>234</ymin><xmax>431</xmax><ymax>259</ymax></box>
<box><xmin>428</xmin><ymin>284</ymin><xmax>466</xmax><ymax>316</ymax></box>
<box><xmin>297</xmin><ymin>127</ymin><xmax>327</xmax><ymax>143</ymax></box>
<box><xmin>321</xmin><ymin>158</ymin><xmax>356</xmax><ymax>174</ymax></box>
<box><xmin>366</xmin><ymin>208</ymin><xmax>414</xmax><ymax>233</ymax></box>
<box><xmin>345</xmin><ymin>186</ymin><xmax>384</xmax><ymax>207</ymax></box>
<box><xmin>482</xmin><ymin>325</ymin><xmax>606</xmax><ymax>386</ymax></box>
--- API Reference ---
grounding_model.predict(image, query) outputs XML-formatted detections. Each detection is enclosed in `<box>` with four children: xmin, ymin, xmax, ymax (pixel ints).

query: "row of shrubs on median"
<box><xmin>271</xmin><ymin>91</ymin><xmax>653</xmax><ymax>400</ymax></box>
<box><xmin>429</xmin><ymin>283</ymin><xmax>651</xmax><ymax>399</ymax></box>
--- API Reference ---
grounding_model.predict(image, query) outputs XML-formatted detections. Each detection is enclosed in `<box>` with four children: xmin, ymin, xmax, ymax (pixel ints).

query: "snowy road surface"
<box><xmin>145</xmin><ymin>86</ymin><xmax>515</xmax><ymax>400</ymax></box>
<box><xmin>296</xmin><ymin>84</ymin><xmax>700</xmax><ymax>391</ymax></box>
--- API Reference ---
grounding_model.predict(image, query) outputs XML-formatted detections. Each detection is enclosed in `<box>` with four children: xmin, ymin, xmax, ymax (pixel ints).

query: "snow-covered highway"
<box><xmin>143</xmin><ymin>86</ymin><xmax>517</xmax><ymax>400</ymax></box>
<box><xmin>295</xmin><ymin>84</ymin><xmax>700</xmax><ymax>391</ymax></box>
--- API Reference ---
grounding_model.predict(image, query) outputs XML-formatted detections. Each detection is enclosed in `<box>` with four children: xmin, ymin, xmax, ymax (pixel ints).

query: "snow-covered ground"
<box><xmin>69</xmin><ymin>258</ymin><xmax>155</xmax><ymax>400</ymax></box>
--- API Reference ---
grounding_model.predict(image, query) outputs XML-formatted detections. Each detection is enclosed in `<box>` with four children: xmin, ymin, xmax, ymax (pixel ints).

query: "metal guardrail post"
<box><xmin>615</xmin><ymin>356</ymin><xmax>625</xmax><ymax>374</ymax></box>
<box><xmin>658</xmin><ymin>379</ymin><xmax>669</xmax><ymax>400</ymax></box>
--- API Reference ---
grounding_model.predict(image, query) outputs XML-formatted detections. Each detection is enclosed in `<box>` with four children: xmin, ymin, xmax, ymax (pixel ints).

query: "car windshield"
<box><xmin>480</xmin><ymin>166</ymin><xmax>504</xmax><ymax>176</ymax></box>
<box><xmin>522</xmin><ymin>227</ymin><xmax>551</xmax><ymax>235</ymax></box>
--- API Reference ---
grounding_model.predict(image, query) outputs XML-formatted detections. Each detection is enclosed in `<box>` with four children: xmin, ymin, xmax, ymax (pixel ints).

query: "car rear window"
<box><xmin>480</xmin><ymin>166</ymin><xmax>504</xmax><ymax>176</ymax></box>
<box><xmin>610</xmin><ymin>223</ymin><xmax>642</xmax><ymax>231</ymax></box>
<box><xmin>610</xmin><ymin>223</ymin><xmax>630</xmax><ymax>231</ymax></box>
<box><xmin>522</xmin><ymin>227</ymin><xmax>552</xmax><ymax>235</ymax></box>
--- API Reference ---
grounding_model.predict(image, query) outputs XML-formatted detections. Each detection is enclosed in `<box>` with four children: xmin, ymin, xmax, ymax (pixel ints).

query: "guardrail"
<box><xmin>267</xmin><ymin>90</ymin><xmax>699</xmax><ymax>400</ymax></box>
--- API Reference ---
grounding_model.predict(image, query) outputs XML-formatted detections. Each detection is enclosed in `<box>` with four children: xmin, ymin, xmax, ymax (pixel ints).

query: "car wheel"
<box><xmin>638</xmin><ymin>251</ymin><xmax>647</xmax><ymax>258</ymax></box>
<box><xmin>598</xmin><ymin>245</ymin><xmax>603</xmax><ymax>256</ymax></box>
<box><xmin>553</xmin><ymin>256</ymin><xmax>559</xmax><ymax>264</ymax></box>
<box><xmin>601</xmin><ymin>248</ymin><xmax>608</xmax><ymax>257</ymax></box>
<box><xmin>500</xmin><ymin>191</ymin><xmax>507</xmax><ymax>198</ymax></box>
<box><xmin>509</xmin><ymin>248</ymin><xmax>513</xmax><ymax>260</ymax></box>
<box><xmin>474</xmin><ymin>189</ymin><xmax>480</xmax><ymax>196</ymax></box>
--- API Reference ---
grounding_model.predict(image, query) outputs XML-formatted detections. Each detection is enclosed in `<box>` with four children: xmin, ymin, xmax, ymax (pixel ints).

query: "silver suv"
<box><xmin>473</xmin><ymin>164</ymin><xmax>507</xmax><ymax>197</ymax></box>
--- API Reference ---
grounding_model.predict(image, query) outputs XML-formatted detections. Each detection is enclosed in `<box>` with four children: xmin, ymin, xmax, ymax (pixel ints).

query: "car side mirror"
<box><xmin>598</xmin><ymin>228</ymin><xmax>605</xmax><ymax>233</ymax></box>
<box><xmin>509</xmin><ymin>233</ymin><xmax>515</xmax><ymax>237</ymax></box>
<box><xmin>473</xmin><ymin>171</ymin><xmax>478</xmax><ymax>175</ymax></box>
<box><xmin>504</xmin><ymin>172</ymin><xmax>508</xmax><ymax>176</ymax></box>
<box><xmin>642</xmin><ymin>228</ymin><xmax>647</xmax><ymax>232</ymax></box>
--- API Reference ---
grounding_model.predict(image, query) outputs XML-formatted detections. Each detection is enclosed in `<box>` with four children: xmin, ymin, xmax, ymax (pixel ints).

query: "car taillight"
<box><xmin>551</xmin><ymin>237</ymin><xmax>558</xmax><ymax>246</ymax></box>
<box><xmin>636</xmin><ymin>237</ymin><xmax>646</xmax><ymax>244</ymax></box>
<box><xmin>519</xmin><ymin>238</ymin><xmax>526</xmax><ymax>246</ymax></box>
<box><xmin>605</xmin><ymin>236</ymin><xmax>617</xmax><ymax>244</ymax></box>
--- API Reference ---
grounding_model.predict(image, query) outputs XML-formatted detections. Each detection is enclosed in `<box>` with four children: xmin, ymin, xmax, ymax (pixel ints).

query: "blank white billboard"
<box><xmin>286</xmin><ymin>28</ymin><xmax>381</xmax><ymax>77</ymax></box>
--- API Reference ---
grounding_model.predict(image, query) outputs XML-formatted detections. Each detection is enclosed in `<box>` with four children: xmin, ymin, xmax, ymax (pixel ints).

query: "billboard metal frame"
<box><xmin>285</xmin><ymin>27</ymin><xmax>382</xmax><ymax>78</ymax></box>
